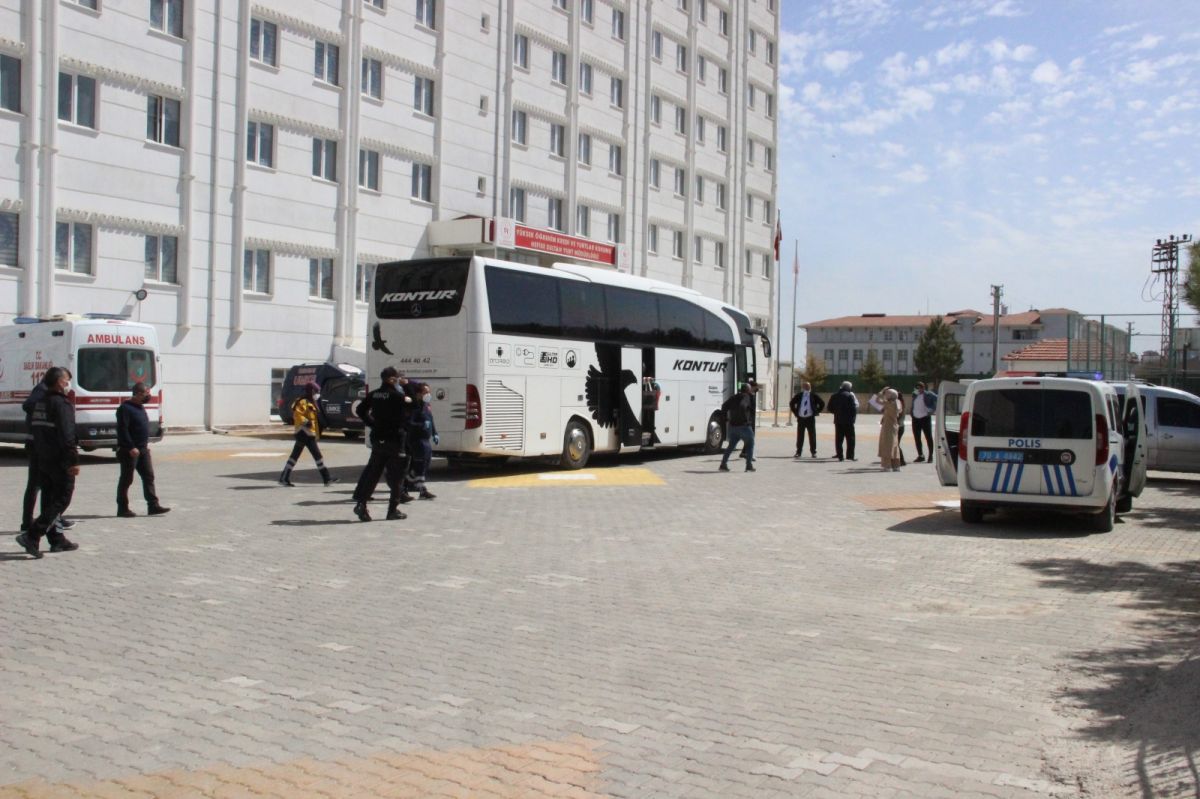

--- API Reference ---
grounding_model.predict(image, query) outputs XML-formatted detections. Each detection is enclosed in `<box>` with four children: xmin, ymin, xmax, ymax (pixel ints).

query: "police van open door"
<box><xmin>1121</xmin><ymin>382</ymin><xmax>1148</xmax><ymax>504</ymax></box>
<box><xmin>934</xmin><ymin>381</ymin><xmax>966</xmax><ymax>486</ymax></box>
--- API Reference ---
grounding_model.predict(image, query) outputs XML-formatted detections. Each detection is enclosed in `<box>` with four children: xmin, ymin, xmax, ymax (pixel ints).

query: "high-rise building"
<box><xmin>0</xmin><ymin>0</ymin><xmax>779</xmax><ymax>427</ymax></box>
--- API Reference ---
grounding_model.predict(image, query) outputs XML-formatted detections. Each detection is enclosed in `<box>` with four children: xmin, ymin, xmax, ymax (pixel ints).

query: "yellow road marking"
<box><xmin>471</xmin><ymin>466</ymin><xmax>665</xmax><ymax>488</ymax></box>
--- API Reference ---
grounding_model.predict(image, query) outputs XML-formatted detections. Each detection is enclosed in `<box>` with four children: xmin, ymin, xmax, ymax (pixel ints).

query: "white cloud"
<box><xmin>897</xmin><ymin>164</ymin><xmax>930</xmax><ymax>183</ymax></box>
<box><xmin>985</xmin><ymin>0</ymin><xmax>1025</xmax><ymax>18</ymax></box>
<box><xmin>1131</xmin><ymin>34</ymin><xmax>1163</xmax><ymax>51</ymax></box>
<box><xmin>935</xmin><ymin>41</ymin><xmax>973</xmax><ymax>66</ymax></box>
<box><xmin>1123</xmin><ymin>59</ymin><xmax>1157</xmax><ymax>83</ymax></box>
<box><xmin>985</xmin><ymin>38</ymin><xmax>1036</xmax><ymax>62</ymax></box>
<box><xmin>898</xmin><ymin>86</ymin><xmax>936</xmax><ymax>113</ymax></box>
<box><xmin>802</xmin><ymin>82</ymin><xmax>823</xmax><ymax>103</ymax></box>
<box><xmin>1102</xmin><ymin>23</ymin><xmax>1140</xmax><ymax>37</ymax></box>
<box><xmin>940</xmin><ymin>147</ymin><xmax>966</xmax><ymax>170</ymax></box>
<box><xmin>880</xmin><ymin>141</ymin><xmax>908</xmax><ymax>158</ymax></box>
<box><xmin>816</xmin><ymin>0</ymin><xmax>897</xmax><ymax>30</ymax></box>
<box><xmin>822</xmin><ymin>50</ymin><xmax>863</xmax><ymax>75</ymax></box>
<box><xmin>1031</xmin><ymin>60</ymin><xmax>1062</xmax><ymax>85</ymax></box>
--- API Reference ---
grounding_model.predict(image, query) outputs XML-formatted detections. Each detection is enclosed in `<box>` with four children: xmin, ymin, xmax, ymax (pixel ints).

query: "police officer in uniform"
<box><xmin>352</xmin><ymin>367</ymin><xmax>412</xmax><ymax>522</ymax></box>
<box><xmin>15</xmin><ymin>367</ymin><xmax>80</xmax><ymax>558</ymax></box>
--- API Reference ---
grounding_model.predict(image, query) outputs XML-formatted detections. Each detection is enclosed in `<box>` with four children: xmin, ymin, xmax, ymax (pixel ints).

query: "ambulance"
<box><xmin>934</xmin><ymin>376</ymin><xmax>1147</xmax><ymax>532</ymax></box>
<box><xmin>0</xmin><ymin>315</ymin><xmax>164</xmax><ymax>451</ymax></box>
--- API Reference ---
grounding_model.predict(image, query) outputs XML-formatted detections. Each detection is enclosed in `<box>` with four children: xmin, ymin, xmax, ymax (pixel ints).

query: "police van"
<box><xmin>934</xmin><ymin>377</ymin><xmax>1147</xmax><ymax>531</ymax></box>
<box><xmin>0</xmin><ymin>315</ymin><xmax>164</xmax><ymax>451</ymax></box>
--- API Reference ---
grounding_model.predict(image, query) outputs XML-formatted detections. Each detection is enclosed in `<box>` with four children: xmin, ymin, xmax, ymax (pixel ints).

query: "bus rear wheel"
<box><xmin>560</xmin><ymin>420</ymin><xmax>591</xmax><ymax>470</ymax></box>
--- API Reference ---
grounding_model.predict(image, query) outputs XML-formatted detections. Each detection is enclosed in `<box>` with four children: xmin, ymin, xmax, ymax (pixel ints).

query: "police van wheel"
<box><xmin>560</xmin><ymin>420</ymin><xmax>591</xmax><ymax>470</ymax></box>
<box><xmin>960</xmin><ymin>502</ymin><xmax>983</xmax><ymax>524</ymax></box>
<box><xmin>702</xmin><ymin>414</ymin><xmax>726</xmax><ymax>454</ymax></box>
<box><xmin>1091</xmin><ymin>485</ymin><xmax>1116</xmax><ymax>533</ymax></box>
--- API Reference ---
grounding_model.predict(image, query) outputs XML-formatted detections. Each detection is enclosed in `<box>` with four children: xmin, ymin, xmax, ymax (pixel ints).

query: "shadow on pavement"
<box><xmin>1021</xmin><ymin>556</ymin><xmax>1200</xmax><ymax>796</ymax></box>
<box><xmin>269</xmin><ymin>518</ymin><xmax>360</xmax><ymax>527</ymax></box>
<box><xmin>888</xmin><ymin>508</ymin><xmax>1099</xmax><ymax>540</ymax></box>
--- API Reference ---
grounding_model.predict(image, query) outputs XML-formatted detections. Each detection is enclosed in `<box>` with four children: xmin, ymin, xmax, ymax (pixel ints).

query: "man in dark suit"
<box><xmin>825</xmin><ymin>381</ymin><xmax>860</xmax><ymax>462</ymax></box>
<box><xmin>788</xmin><ymin>381</ymin><xmax>825</xmax><ymax>458</ymax></box>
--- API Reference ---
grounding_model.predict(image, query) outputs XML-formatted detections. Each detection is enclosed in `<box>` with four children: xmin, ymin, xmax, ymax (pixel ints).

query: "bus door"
<box><xmin>619</xmin><ymin>347</ymin><xmax>643</xmax><ymax>447</ymax></box>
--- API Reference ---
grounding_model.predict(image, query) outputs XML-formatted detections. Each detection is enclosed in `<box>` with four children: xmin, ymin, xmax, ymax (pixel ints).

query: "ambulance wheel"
<box><xmin>960</xmin><ymin>502</ymin><xmax>983</xmax><ymax>524</ymax></box>
<box><xmin>1115</xmin><ymin>494</ymin><xmax>1132</xmax><ymax>514</ymax></box>
<box><xmin>1090</xmin><ymin>484</ymin><xmax>1117</xmax><ymax>533</ymax></box>
<box><xmin>702</xmin><ymin>413</ymin><xmax>726</xmax><ymax>454</ymax></box>
<box><xmin>560</xmin><ymin>420</ymin><xmax>591</xmax><ymax>470</ymax></box>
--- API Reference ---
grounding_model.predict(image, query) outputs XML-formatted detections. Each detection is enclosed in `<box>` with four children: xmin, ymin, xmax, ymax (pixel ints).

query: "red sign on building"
<box><xmin>487</xmin><ymin>219</ymin><xmax>617</xmax><ymax>266</ymax></box>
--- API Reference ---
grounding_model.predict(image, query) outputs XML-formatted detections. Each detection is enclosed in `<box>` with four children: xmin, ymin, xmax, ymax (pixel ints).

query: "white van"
<box><xmin>934</xmin><ymin>377</ymin><xmax>1147</xmax><ymax>532</ymax></box>
<box><xmin>0</xmin><ymin>315</ymin><xmax>164</xmax><ymax>451</ymax></box>
<box><xmin>1113</xmin><ymin>384</ymin><xmax>1200</xmax><ymax>474</ymax></box>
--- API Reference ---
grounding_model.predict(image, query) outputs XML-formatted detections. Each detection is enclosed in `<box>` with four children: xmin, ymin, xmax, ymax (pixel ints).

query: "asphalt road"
<box><xmin>2</xmin><ymin>418</ymin><xmax>1198</xmax><ymax>798</ymax></box>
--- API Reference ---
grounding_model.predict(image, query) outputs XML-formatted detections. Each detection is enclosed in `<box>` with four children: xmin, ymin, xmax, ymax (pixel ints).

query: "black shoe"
<box><xmin>746</xmin><ymin>465</ymin><xmax>756</xmax><ymax>472</ymax></box>
<box><xmin>148</xmin><ymin>506</ymin><xmax>171</xmax><ymax>516</ymax></box>
<box><xmin>419</xmin><ymin>490</ymin><xmax>436</xmax><ymax>500</ymax></box>
<box><xmin>278</xmin><ymin>478</ymin><xmax>295</xmax><ymax>487</ymax></box>
<box><xmin>386</xmin><ymin>509</ymin><xmax>407</xmax><ymax>520</ymax></box>
<box><xmin>398</xmin><ymin>493</ymin><xmax>414</xmax><ymax>504</ymax></box>
<box><xmin>15</xmin><ymin>533</ymin><xmax>42</xmax><ymax>559</ymax></box>
<box><xmin>353</xmin><ymin>502</ymin><xmax>372</xmax><ymax>522</ymax></box>
<box><xmin>20</xmin><ymin>523</ymin><xmax>30</xmax><ymax>533</ymax></box>
<box><xmin>837</xmin><ymin>456</ymin><xmax>844</xmax><ymax>461</ymax></box>
<box><xmin>718</xmin><ymin>464</ymin><xmax>730</xmax><ymax>472</ymax></box>
<box><xmin>324</xmin><ymin>477</ymin><xmax>340</xmax><ymax>486</ymax></box>
<box><xmin>117</xmin><ymin>509</ymin><xmax>137</xmax><ymax>518</ymax></box>
<box><xmin>915</xmin><ymin>456</ymin><xmax>926</xmax><ymax>463</ymax></box>
<box><xmin>58</xmin><ymin>518</ymin><xmax>76</xmax><ymax>529</ymax></box>
<box><xmin>794</xmin><ymin>452</ymin><xmax>802</xmax><ymax>459</ymax></box>
<box><xmin>811</xmin><ymin>452</ymin><xmax>817</xmax><ymax>458</ymax></box>
<box><xmin>50</xmin><ymin>539</ymin><xmax>78</xmax><ymax>553</ymax></box>
<box><xmin>848</xmin><ymin>457</ymin><xmax>857</xmax><ymax>461</ymax></box>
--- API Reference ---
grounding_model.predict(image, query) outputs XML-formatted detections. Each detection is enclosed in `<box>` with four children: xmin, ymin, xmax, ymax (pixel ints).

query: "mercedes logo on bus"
<box><xmin>410</xmin><ymin>303</ymin><xmax>423</xmax><ymax>317</ymax></box>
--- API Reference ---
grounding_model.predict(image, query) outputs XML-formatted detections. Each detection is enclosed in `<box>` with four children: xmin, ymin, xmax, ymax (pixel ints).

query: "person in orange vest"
<box><xmin>278</xmin><ymin>383</ymin><xmax>337</xmax><ymax>487</ymax></box>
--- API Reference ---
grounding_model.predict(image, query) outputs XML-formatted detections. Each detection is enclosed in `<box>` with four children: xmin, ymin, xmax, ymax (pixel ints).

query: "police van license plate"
<box><xmin>977</xmin><ymin>449</ymin><xmax>1026</xmax><ymax>463</ymax></box>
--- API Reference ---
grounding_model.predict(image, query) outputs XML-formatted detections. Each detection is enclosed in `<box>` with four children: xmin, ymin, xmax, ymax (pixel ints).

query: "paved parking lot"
<box><xmin>2</xmin><ymin>418</ymin><xmax>1198</xmax><ymax>798</ymax></box>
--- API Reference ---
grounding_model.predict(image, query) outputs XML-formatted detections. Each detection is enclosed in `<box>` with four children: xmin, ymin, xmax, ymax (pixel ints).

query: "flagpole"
<box><xmin>787</xmin><ymin>239</ymin><xmax>798</xmax><ymax>426</ymax></box>
<box><xmin>771</xmin><ymin>213</ymin><xmax>782</xmax><ymax>426</ymax></box>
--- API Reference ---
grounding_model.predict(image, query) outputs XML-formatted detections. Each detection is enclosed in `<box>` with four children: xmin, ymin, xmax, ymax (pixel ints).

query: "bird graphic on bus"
<box><xmin>584</xmin><ymin>345</ymin><xmax>639</xmax><ymax>443</ymax></box>
<box><xmin>371</xmin><ymin>322</ymin><xmax>393</xmax><ymax>356</ymax></box>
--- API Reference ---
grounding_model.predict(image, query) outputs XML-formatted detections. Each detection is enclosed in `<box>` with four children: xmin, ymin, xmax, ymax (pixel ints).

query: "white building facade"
<box><xmin>0</xmin><ymin>0</ymin><xmax>779</xmax><ymax>428</ymax></box>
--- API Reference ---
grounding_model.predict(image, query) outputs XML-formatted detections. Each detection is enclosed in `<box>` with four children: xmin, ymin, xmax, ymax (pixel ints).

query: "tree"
<box><xmin>798</xmin><ymin>353</ymin><xmax>829</xmax><ymax>392</ymax></box>
<box><xmin>1185</xmin><ymin>240</ymin><xmax>1200</xmax><ymax>316</ymax></box>
<box><xmin>857</xmin><ymin>350</ymin><xmax>888</xmax><ymax>394</ymax></box>
<box><xmin>914</xmin><ymin>316</ymin><xmax>964</xmax><ymax>386</ymax></box>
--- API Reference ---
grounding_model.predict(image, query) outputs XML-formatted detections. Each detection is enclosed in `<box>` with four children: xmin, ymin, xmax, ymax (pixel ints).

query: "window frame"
<box><xmin>58</xmin><ymin>72</ymin><xmax>97</xmax><ymax>128</ymax></box>
<box><xmin>0</xmin><ymin>210</ymin><xmax>17</xmax><ymax>268</ymax></box>
<box><xmin>247</xmin><ymin>120</ymin><xmax>274</xmax><ymax>168</ymax></box>
<box><xmin>416</xmin><ymin>0</ymin><xmax>436</xmax><ymax>29</ymax></box>
<box><xmin>513</xmin><ymin>33</ymin><xmax>530</xmax><ymax>69</ymax></box>
<box><xmin>146</xmin><ymin>94</ymin><xmax>181</xmax><ymax>147</ymax></box>
<box><xmin>359</xmin><ymin>148</ymin><xmax>381</xmax><ymax>191</ymax></box>
<box><xmin>413</xmin><ymin>75</ymin><xmax>435</xmax><ymax>116</ymax></box>
<box><xmin>362</xmin><ymin>57</ymin><xmax>383</xmax><ymax>99</ymax></box>
<box><xmin>512</xmin><ymin>109</ymin><xmax>527</xmax><ymax>145</ymax></box>
<box><xmin>0</xmin><ymin>54</ymin><xmax>20</xmax><ymax>114</ymax></box>
<box><xmin>312</xmin><ymin>137</ymin><xmax>338</xmax><ymax>182</ymax></box>
<box><xmin>577</xmin><ymin>132</ymin><xmax>592</xmax><ymax>165</ymax></box>
<box><xmin>249</xmin><ymin>18</ymin><xmax>278</xmax><ymax>67</ymax></box>
<box><xmin>309</xmin><ymin>256</ymin><xmax>335</xmax><ymax>300</ymax></box>
<box><xmin>411</xmin><ymin>162</ymin><xmax>433</xmax><ymax>202</ymax></box>
<box><xmin>551</xmin><ymin>51</ymin><xmax>567</xmax><ymax>85</ymax></box>
<box><xmin>243</xmin><ymin>248</ymin><xmax>271</xmax><ymax>294</ymax></box>
<box><xmin>55</xmin><ymin>221</ymin><xmax>94</xmax><ymax>275</ymax></box>
<box><xmin>149</xmin><ymin>0</ymin><xmax>184</xmax><ymax>38</ymax></box>
<box><xmin>144</xmin><ymin>233</ymin><xmax>179</xmax><ymax>284</ymax></box>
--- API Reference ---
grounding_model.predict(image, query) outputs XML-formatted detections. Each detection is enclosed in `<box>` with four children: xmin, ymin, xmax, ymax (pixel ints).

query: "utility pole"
<box><xmin>787</xmin><ymin>240</ymin><xmax>798</xmax><ymax>426</ymax></box>
<box><xmin>1152</xmin><ymin>234</ymin><xmax>1192</xmax><ymax>386</ymax></box>
<box><xmin>990</xmin><ymin>284</ymin><xmax>1003</xmax><ymax>375</ymax></box>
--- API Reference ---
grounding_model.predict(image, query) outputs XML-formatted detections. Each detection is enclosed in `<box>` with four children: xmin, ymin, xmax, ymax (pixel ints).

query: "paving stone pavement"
<box><xmin>1</xmin><ymin>418</ymin><xmax>1198</xmax><ymax>798</ymax></box>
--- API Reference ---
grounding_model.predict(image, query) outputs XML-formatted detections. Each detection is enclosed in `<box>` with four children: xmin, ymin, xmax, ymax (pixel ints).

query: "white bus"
<box><xmin>368</xmin><ymin>256</ymin><xmax>771</xmax><ymax>468</ymax></box>
<box><xmin>0</xmin><ymin>315</ymin><xmax>164</xmax><ymax>450</ymax></box>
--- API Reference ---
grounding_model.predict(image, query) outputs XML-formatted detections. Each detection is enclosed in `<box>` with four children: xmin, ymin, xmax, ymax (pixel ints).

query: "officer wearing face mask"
<box><xmin>352</xmin><ymin>367</ymin><xmax>412</xmax><ymax>522</ymax></box>
<box><xmin>407</xmin><ymin>383</ymin><xmax>439</xmax><ymax>500</ymax></box>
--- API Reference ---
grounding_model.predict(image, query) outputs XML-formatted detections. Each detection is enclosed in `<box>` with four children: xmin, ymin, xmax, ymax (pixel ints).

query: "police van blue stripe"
<box><xmin>1043</xmin><ymin>465</ymin><xmax>1055</xmax><ymax>495</ymax></box>
<box><xmin>991</xmin><ymin>464</ymin><xmax>1003</xmax><ymax>492</ymax></box>
<box><xmin>1054</xmin><ymin>465</ymin><xmax>1067</xmax><ymax>496</ymax></box>
<box><xmin>1065</xmin><ymin>466</ymin><xmax>1077</xmax><ymax>496</ymax></box>
<box><xmin>1013</xmin><ymin>463</ymin><xmax>1024</xmax><ymax>493</ymax></box>
<box><xmin>1000</xmin><ymin>463</ymin><xmax>1014</xmax><ymax>493</ymax></box>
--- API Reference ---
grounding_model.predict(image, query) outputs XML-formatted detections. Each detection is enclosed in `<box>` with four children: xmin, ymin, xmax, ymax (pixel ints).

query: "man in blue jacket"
<box><xmin>116</xmin><ymin>382</ymin><xmax>170</xmax><ymax>518</ymax></box>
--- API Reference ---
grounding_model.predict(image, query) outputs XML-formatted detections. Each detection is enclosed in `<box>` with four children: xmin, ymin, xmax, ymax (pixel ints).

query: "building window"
<box><xmin>882</xmin><ymin>350</ymin><xmax>893</xmax><ymax>363</ymax></box>
<box><xmin>576</xmin><ymin>204</ymin><xmax>590</xmax><ymax>236</ymax></box>
<box><xmin>717</xmin><ymin>125</ymin><xmax>726</xmax><ymax>152</ymax></box>
<box><xmin>510</xmin><ymin>187</ymin><xmax>526</xmax><ymax>222</ymax></box>
<box><xmin>411</xmin><ymin>162</ymin><xmax>432</xmax><ymax>201</ymax></box>
<box><xmin>55</xmin><ymin>221</ymin><xmax>93</xmax><ymax>274</ymax></box>
<box><xmin>766</xmin><ymin>92</ymin><xmax>775</xmax><ymax>118</ymax></box>
<box><xmin>146</xmin><ymin>95</ymin><xmax>181</xmax><ymax>146</ymax></box>
<box><xmin>608</xmin><ymin>143</ymin><xmax>623</xmax><ymax>175</ymax></box>
<box><xmin>748</xmin><ymin>29</ymin><xmax>757</xmax><ymax>55</ymax></box>
<box><xmin>611</xmin><ymin>7</ymin><xmax>625</xmax><ymax>40</ymax></box>
<box><xmin>898</xmin><ymin>350</ymin><xmax>908</xmax><ymax>363</ymax></box>
<box><xmin>883</xmin><ymin>330</ymin><xmax>893</xmax><ymax>341</ymax></box>
<box><xmin>748</xmin><ymin>84</ymin><xmax>757</xmax><ymax>110</ymax></box>
<box><xmin>150</xmin><ymin>0</ymin><xmax>184</xmax><ymax>37</ymax></box>
<box><xmin>652</xmin><ymin>31</ymin><xmax>663</xmax><ymax>60</ymax></box>
<box><xmin>767</xmin><ymin>40</ymin><xmax>776</xmax><ymax>65</ymax></box>
<box><xmin>579</xmin><ymin>62</ymin><xmax>592</xmax><ymax>94</ymax></box>
<box><xmin>694</xmin><ymin>235</ymin><xmax>703</xmax><ymax>264</ymax></box>
<box><xmin>309</xmin><ymin>257</ymin><xmax>334</xmax><ymax>299</ymax></box>
<box><xmin>359</xmin><ymin>148</ymin><xmax>381</xmax><ymax>190</ymax></box>
<box><xmin>58</xmin><ymin>72</ymin><xmax>96</xmax><ymax>128</ymax></box>
<box><xmin>718</xmin><ymin>8</ymin><xmax>728</xmax><ymax>35</ymax></box>
<box><xmin>716</xmin><ymin>182</ymin><xmax>726</xmax><ymax>210</ymax></box>
<box><xmin>362</xmin><ymin>58</ymin><xmax>383</xmax><ymax>99</ymax></box>
<box><xmin>744</xmin><ymin>249</ymin><xmax>752</xmax><ymax>275</ymax></box>
<box><xmin>416</xmin><ymin>0</ymin><xmax>436</xmax><ymax>28</ymax></box>
<box><xmin>695</xmin><ymin>115</ymin><xmax>705</xmax><ymax>143</ymax></box>
<box><xmin>838</xmin><ymin>349</ymin><xmax>849</xmax><ymax>365</ymax></box>
<box><xmin>551</xmin><ymin>51</ymin><xmax>567</xmax><ymax>85</ymax></box>
<box><xmin>553</xmin><ymin>0</ymin><xmax>567</xmax><ymax>9</ymax></box>
<box><xmin>365</xmin><ymin>0</ymin><xmax>385</xmax><ymax>8</ymax></box>
<box><xmin>696</xmin><ymin>55</ymin><xmax>706</xmax><ymax>82</ymax></box>
<box><xmin>698</xmin><ymin>0</ymin><xmax>707</xmax><ymax>23</ymax></box>
<box><xmin>747</xmin><ymin>139</ymin><xmax>756</xmax><ymax>165</ymax></box>
<box><xmin>578</xmin><ymin>133</ymin><xmax>591</xmax><ymax>165</ymax></box>
<box><xmin>649</xmin><ymin>158</ymin><xmax>660</xmax><ymax>188</ymax></box>
<box><xmin>746</xmin><ymin>194</ymin><xmax>754</xmax><ymax>220</ymax></box>
<box><xmin>714</xmin><ymin>241</ymin><xmax>725</xmax><ymax>268</ymax></box>
<box><xmin>650</xmin><ymin>94</ymin><xmax>662</xmax><ymax>124</ymax></box>
<box><xmin>550</xmin><ymin>123</ymin><xmax>565</xmax><ymax>157</ymax></box>
<box><xmin>648</xmin><ymin>224</ymin><xmax>658</xmax><ymax>253</ymax></box>
<box><xmin>0</xmin><ymin>54</ymin><xmax>20</xmax><ymax>113</ymax></box>
<box><xmin>764</xmin><ymin>199</ymin><xmax>773</xmax><ymax>221</ymax></box>
<box><xmin>145</xmin><ymin>234</ymin><xmax>178</xmax><ymax>283</ymax></box>
<box><xmin>765</xmin><ymin>146</ymin><xmax>774</xmax><ymax>171</ymax></box>
<box><xmin>610</xmin><ymin>76</ymin><xmax>623</xmax><ymax>108</ymax></box>
<box><xmin>243</xmin><ymin>248</ymin><xmax>270</xmax><ymax>293</ymax></box>
<box><xmin>247</xmin><ymin>121</ymin><xmax>273</xmax><ymax>167</ymax></box>
<box><xmin>312</xmin><ymin>138</ymin><xmax>337</xmax><ymax>181</ymax></box>
<box><xmin>762</xmin><ymin>252</ymin><xmax>771</xmax><ymax>278</ymax></box>
<box><xmin>0</xmin><ymin>211</ymin><xmax>17</xmax><ymax>268</ymax></box>
<box><xmin>824</xmin><ymin>349</ymin><xmax>834</xmax><ymax>364</ymax></box>
<box><xmin>512</xmin><ymin>109</ymin><xmax>527</xmax><ymax>144</ymax></box>
<box><xmin>607</xmin><ymin>213</ymin><xmax>620</xmax><ymax>243</ymax></box>
<box><xmin>718</xmin><ymin>66</ymin><xmax>728</xmax><ymax>94</ymax></box>
<box><xmin>580</xmin><ymin>0</ymin><xmax>593</xmax><ymax>24</ymax></box>
<box><xmin>695</xmin><ymin>175</ymin><xmax>705</xmax><ymax>203</ymax></box>
<box><xmin>314</xmin><ymin>42</ymin><xmax>340</xmax><ymax>85</ymax></box>
<box><xmin>673</xmin><ymin>166</ymin><xmax>686</xmax><ymax>196</ymax></box>
<box><xmin>672</xmin><ymin>230</ymin><xmax>684</xmax><ymax>258</ymax></box>
<box><xmin>355</xmin><ymin>262</ymin><xmax>374</xmax><ymax>302</ymax></box>
<box><xmin>413</xmin><ymin>76</ymin><xmax>435</xmax><ymax>115</ymax></box>
<box><xmin>514</xmin><ymin>33</ymin><xmax>529</xmax><ymax>69</ymax></box>
<box><xmin>249</xmin><ymin>18</ymin><xmax>277</xmax><ymax>66</ymax></box>
<box><xmin>674</xmin><ymin>105</ymin><xmax>686</xmax><ymax>135</ymax></box>
<box><xmin>676</xmin><ymin>44</ymin><xmax>688</xmax><ymax>73</ymax></box>
<box><xmin>69</xmin><ymin>0</ymin><xmax>98</xmax><ymax>7</ymax></box>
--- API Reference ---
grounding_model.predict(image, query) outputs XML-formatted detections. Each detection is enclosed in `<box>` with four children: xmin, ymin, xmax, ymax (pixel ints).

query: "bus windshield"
<box><xmin>375</xmin><ymin>258</ymin><xmax>470</xmax><ymax>319</ymax></box>
<box><xmin>76</xmin><ymin>348</ymin><xmax>157</xmax><ymax>392</ymax></box>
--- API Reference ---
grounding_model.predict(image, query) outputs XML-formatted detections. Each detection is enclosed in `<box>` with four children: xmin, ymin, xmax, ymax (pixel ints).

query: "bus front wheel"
<box><xmin>560</xmin><ymin>420</ymin><xmax>591</xmax><ymax>470</ymax></box>
<box><xmin>702</xmin><ymin>414</ymin><xmax>725</xmax><ymax>454</ymax></box>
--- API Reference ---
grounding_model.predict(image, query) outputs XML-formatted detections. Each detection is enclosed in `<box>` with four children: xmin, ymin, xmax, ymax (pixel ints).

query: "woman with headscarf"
<box><xmin>279</xmin><ymin>382</ymin><xmax>338</xmax><ymax>487</ymax></box>
<box><xmin>878</xmin><ymin>387</ymin><xmax>902</xmax><ymax>471</ymax></box>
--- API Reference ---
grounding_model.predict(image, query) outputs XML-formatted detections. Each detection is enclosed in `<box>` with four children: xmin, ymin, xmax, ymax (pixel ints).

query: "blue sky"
<box><xmin>776</xmin><ymin>0</ymin><xmax>1199</xmax><ymax>359</ymax></box>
